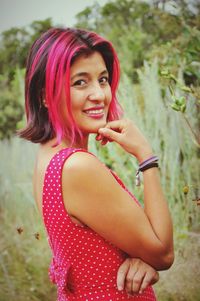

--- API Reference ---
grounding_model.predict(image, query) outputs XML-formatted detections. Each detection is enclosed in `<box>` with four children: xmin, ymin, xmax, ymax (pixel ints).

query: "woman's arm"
<box><xmin>62</xmin><ymin>119</ymin><xmax>174</xmax><ymax>270</ymax></box>
<box><xmin>98</xmin><ymin>118</ymin><xmax>174</xmax><ymax>267</ymax></box>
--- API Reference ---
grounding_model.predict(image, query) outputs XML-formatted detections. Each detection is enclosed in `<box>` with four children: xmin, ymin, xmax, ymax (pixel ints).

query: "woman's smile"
<box><xmin>83</xmin><ymin>105</ymin><xmax>105</xmax><ymax>119</ymax></box>
<box><xmin>69</xmin><ymin>51</ymin><xmax>112</xmax><ymax>134</ymax></box>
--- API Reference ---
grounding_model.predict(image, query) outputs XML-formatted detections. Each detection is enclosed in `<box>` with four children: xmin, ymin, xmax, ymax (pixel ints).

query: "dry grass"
<box><xmin>0</xmin><ymin>61</ymin><xmax>199</xmax><ymax>300</ymax></box>
<box><xmin>155</xmin><ymin>231</ymin><xmax>200</xmax><ymax>301</ymax></box>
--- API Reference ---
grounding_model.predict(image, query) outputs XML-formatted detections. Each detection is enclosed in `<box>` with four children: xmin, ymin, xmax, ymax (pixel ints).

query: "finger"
<box><xmin>125</xmin><ymin>268</ymin><xmax>138</xmax><ymax>294</ymax></box>
<box><xmin>95</xmin><ymin>134</ymin><xmax>112</xmax><ymax>144</ymax></box>
<box><xmin>105</xmin><ymin>119</ymin><xmax>126</xmax><ymax>131</ymax></box>
<box><xmin>139</xmin><ymin>271</ymin><xmax>158</xmax><ymax>294</ymax></box>
<box><xmin>95</xmin><ymin>134</ymin><xmax>102</xmax><ymax>141</ymax></box>
<box><xmin>95</xmin><ymin>134</ymin><xmax>108</xmax><ymax>146</ymax></box>
<box><xmin>130</xmin><ymin>270</ymin><xmax>145</xmax><ymax>294</ymax></box>
<box><xmin>98</xmin><ymin>127</ymin><xmax>122</xmax><ymax>144</ymax></box>
<box><xmin>117</xmin><ymin>259</ymin><xmax>130</xmax><ymax>291</ymax></box>
<box><xmin>101</xmin><ymin>137</ymin><xmax>109</xmax><ymax>145</ymax></box>
<box><xmin>150</xmin><ymin>271</ymin><xmax>159</xmax><ymax>285</ymax></box>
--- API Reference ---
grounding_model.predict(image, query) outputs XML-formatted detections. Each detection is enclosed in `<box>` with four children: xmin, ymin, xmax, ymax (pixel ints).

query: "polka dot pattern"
<box><xmin>43</xmin><ymin>148</ymin><xmax>157</xmax><ymax>301</ymax></box>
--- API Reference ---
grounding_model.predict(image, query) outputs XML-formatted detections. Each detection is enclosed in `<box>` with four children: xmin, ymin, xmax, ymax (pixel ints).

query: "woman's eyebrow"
<box><xmin>71</xmin><ymin>69</ymin><xmax>108</xmax><ymax>81</ymax></box>
<box><xmin>100</xmin><ymin>70</ymin><xmax>109</xmax><ymax>76</ymax></box>
<box><xmin>71</xmin><ymin>72</ymin><xmax>88</xmax><ymax>81</ymax></box>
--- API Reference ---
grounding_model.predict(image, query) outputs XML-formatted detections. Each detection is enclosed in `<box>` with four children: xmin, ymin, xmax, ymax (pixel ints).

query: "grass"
<box><xmin>155</xmin><ymin>232</ymin><xmax>200</xmax><ymax>301</ymax></box>
<box><xmin>0</xmin><ymin>61</ymin><xmax>199</xmax><ymax>300</ymax></box>
<box><xmin>0</xmin><ymin>139</ymin><xmax>56</xmax><ymax>301</ymax></box>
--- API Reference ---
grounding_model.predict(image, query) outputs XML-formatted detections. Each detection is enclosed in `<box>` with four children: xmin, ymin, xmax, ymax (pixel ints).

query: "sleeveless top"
<box><xmin>42</xmin><ymin>148</ymin><xmax>156</xmax><ymax>301</ymax></box>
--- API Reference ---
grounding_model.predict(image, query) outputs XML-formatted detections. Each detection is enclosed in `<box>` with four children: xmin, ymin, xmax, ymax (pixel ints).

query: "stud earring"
<box><xmin>43</xmin><ymin>100</ymin><xmax>48</xmax><ymax>108</ymax></box>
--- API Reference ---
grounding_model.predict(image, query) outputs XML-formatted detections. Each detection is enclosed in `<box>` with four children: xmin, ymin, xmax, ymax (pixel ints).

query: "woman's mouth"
<box><xmin>83</xmin><ymin>108</ymin><xmax>105</xmax><ymax>119</ymax></box>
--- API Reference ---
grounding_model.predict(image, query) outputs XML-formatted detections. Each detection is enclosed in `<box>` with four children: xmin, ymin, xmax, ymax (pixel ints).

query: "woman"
<box><xmin>19</xmin><ymin>27</ymin><xmax>174</xmax><ymax>300</ymax></box>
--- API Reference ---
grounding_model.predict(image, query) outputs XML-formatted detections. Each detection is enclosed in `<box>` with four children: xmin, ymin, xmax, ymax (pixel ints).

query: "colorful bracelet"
<box><xmin>135</xmin><ymin>156</ymin><xmax>159</xmax><ymax>186</ymax></box>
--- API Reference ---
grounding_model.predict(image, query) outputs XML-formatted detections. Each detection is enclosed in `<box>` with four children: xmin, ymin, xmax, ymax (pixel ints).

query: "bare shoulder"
<box><xmin>63</xmin><ymin>150</ymin><xmax>102</xmax><ymax>169</ymax></box>
<box><xmin>62</xmin><ymin>150</ymin><xmax>124</xmax><ymax>213</ymax></box>
<box><xmin>62</xmin><ymin>150</ymin><xmax>120</xmax><ymax>224</ymax></box>
<box><xmin>63</xmin><ymin>150</ymin><xmax>111</xmax><ymax>182</ymax></box>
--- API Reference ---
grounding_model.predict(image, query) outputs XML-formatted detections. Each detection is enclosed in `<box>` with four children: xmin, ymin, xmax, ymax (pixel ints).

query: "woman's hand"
<box><xmin>117</xmin><ymin>258</ymin><xmax>159</xmax><ymax>295</ymax></box>
<box><xmin>96</xmin><ymin>119</ymin><xmax>153</xmax><ymax>162</ymax></box>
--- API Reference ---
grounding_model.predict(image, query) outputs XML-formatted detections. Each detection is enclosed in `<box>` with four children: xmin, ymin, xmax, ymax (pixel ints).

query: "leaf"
<box><xmin>171</xmin><ymin>103</ymin><xmax>180</xmax><ymax>111</ymax></box>
<box><xmin>179</xmin><ymin>96</ymin><xmax>186</xmax><ymax>105</ymax></box>
<box><xmin>180</xmin><ymin>104</ymin><xmax>186</xmax><ymax>113</ymax></box>
<box><xmin>169</xmin><ymin>74</ymin><xmax>177</xmax><ymax>83</ymax></box>
<box><xmin>180</xmin><ymin>86</ymin><xmax>192</xmax><ymax>93</ymax></box>
<box><xmin>160</xmin><ymin>69</ymin><xmax>170</xmax><ymax>76</ymax></box>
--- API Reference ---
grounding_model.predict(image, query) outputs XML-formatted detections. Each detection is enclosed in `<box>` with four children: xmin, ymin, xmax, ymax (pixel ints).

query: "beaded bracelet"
<box><xmin>135</xmin><ymin>156</ymin><xmax>159</xmax><ymax>186</ymax></box>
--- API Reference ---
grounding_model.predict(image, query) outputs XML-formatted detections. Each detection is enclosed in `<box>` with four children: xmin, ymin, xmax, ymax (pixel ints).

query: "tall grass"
<box><xmin>0</xmin><ymin>139</ymin><xmax>56</xmax><ymax>301</ymax></box>
<box><xmin>0</xmin><ymin>61</ymin><xmax>199</xmax><ymax>300</ymax></box>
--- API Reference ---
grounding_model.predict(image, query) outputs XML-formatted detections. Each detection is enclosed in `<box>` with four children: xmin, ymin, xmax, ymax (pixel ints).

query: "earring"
<box><xmin>43</xmin><ymin>100</ymin><xmax>48</xmax><ymax>108</ymax></box>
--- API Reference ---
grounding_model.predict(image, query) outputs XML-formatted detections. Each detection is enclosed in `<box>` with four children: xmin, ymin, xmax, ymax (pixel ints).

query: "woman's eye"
<box><xmin>99</xmin><ymin>76</ymin><xmax>109</xmax><ymax>84</ymax></box>
<box><xmin>73</xmin><ymin>79</ymin><xmax>86</xmax><ymax>86</ymax></box>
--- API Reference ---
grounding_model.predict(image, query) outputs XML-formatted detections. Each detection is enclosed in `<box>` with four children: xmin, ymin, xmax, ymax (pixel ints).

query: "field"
<box><xmin>0</xmin><ymin>61</ymin><xmax>200</xmax><ymax>300</ymax></box>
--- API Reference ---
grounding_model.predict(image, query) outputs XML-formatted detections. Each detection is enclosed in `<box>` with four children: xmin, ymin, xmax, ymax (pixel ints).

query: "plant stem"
<box><xmin>181</xmin><ymin>113</ymin><xmax>200</xmax><ymax>146</ymax></box>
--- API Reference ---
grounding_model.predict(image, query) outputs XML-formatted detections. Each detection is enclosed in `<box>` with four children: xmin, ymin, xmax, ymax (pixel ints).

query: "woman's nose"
<box><xmin>87</xmin><ymin>84</ymin><xmax>105</xmax><ymax>102</ymax></box>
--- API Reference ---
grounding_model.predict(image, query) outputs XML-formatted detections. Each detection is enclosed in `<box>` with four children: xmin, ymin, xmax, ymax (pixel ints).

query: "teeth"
<box><xmin>85</xmin><ymin>109</ymin><xmax>104</xmax><ymax>114</ymax></box>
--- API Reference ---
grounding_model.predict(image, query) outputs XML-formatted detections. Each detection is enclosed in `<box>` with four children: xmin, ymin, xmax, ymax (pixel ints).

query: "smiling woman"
<box><xmin>19</xmin><ymin>28</ymin><xmax>121</xmax><ymax>146</ymax></box>
<box><xmin>18</xmin><ymin>27</ymin><xmax>173</xmax><ymax>301</ymax></box>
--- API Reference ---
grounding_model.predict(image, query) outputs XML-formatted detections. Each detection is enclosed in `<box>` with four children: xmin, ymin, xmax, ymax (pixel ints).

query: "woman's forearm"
<box><xmin>142</xmin><ymin>167</ymin><xmax>174</xmax><ymax>268</ymax></box>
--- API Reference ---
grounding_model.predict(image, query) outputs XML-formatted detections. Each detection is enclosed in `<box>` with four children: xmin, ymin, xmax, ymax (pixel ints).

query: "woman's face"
<box><xmin>69</xmin><ymin>51</ymin><xmax>112</xmax><ymax>135</ymax></box>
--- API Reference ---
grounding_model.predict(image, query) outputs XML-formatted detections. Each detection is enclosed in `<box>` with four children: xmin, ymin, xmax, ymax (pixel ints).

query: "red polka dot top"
<box><xmin>42</xmin><ymin>148</ymin><xmax>157</xmax><ymax>301</ymax></box>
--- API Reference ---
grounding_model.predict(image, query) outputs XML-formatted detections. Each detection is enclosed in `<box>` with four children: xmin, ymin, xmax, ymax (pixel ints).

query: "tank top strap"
<box><xmin>42</xmin><ymin>147</ymin><xmax>95</xmax><ymax>227</ymax></box>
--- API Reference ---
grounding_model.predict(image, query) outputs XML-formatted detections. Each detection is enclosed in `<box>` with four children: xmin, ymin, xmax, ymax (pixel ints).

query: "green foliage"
<box><xmin>159</xmin><ymin>68</ymin><xmax>200</xmax><ymax>146</ymax></box>
<box><xmin>0</xmin><ymin>27</ymin><xmax>29</xmax><ymax>79</ymax></box>
<box><xmin>0</xmin><ymin>18</ymin><xmax>53</xmax><ymax>79</ymax></box>
<box><xmin>0</xmin><ymin>18</ymin><xmax>53</xmax><ymax>139</ymax></box>
<box><xmin>149</xmin><ymin>22</ymin><xmax>200</xmax><ymax>88</ymax></box>
<box><xmin>0</xmin><ymin>69</ymin><xmax>24</xmax><ymax>139</ymax></box>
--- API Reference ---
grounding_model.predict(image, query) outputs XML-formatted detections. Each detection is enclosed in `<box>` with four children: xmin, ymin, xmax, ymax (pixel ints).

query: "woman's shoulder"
<box><xmin>62</xmin><ymin>149</ymin><xmax>119</xmax><ymax>221</ymax></box>
<box><xmin>63</xmin><ymin>149</ymin><xmax>108</xmax><ymax>178</ymax></box>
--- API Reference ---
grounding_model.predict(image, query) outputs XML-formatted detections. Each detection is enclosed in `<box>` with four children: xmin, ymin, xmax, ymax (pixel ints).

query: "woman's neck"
<box><xmin>45</xmin><ymin>135</ymin><xmax>89</xmax><ymax>150</ymax></box>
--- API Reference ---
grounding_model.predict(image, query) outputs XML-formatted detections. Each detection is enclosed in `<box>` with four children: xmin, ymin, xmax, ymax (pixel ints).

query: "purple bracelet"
<box><xmin>136</xmin><ymin>155</ymin><xmax>159</xmax><ymax>186</ymax></box>
<box><xmin>139</xmin><ymin>155</ymin><xmax>158</xmax><ymax>169</ymax></box>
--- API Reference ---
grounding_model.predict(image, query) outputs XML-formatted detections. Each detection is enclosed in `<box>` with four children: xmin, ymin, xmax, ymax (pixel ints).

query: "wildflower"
<box><xmin>16</xmin><ymin>227</ymin><xmax>23</xmax><ymax>234</ymax></box>
<box><xmin>183</xmin><ymin>185</ymin><xmax>189</xmax><ymax>195</ymax></box>
<box><xmin>34</xmin><ymin>232</ymin><xmax>40</xmax><ymax>240</ymax></box>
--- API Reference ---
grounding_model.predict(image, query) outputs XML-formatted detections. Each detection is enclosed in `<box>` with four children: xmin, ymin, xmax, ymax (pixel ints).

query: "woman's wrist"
<box><xmin>135</xmin><ymin>154</ymin><xmax>159</xmax><ymax>186</ymax></box>
<box><xmin>135</xmin><ymin>149</ymin><xmax>154</xmax><ymax>164</ymax></box>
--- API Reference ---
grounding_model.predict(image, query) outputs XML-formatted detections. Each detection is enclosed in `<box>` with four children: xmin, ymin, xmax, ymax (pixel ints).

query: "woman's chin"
<box><xmin>83</xmin><ymin>120</ymin><xmax>107</xmax><ymax>133</ymax></box>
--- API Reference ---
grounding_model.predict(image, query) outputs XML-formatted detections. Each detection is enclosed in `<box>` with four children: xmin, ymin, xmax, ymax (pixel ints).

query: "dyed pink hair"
<box><xmin>19</xmin><ymin>27</ymin><xmax>123</xmax><ymax>145</ymax></box>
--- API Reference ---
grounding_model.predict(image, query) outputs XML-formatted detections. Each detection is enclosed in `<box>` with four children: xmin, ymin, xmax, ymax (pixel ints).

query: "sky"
<box><xmin>0</xmin><ymin>0</ymin><xmax>108</xmax><ymax>33</ymax></box>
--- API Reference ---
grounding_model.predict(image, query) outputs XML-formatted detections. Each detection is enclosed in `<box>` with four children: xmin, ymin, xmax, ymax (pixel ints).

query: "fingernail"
<box><xmin>99</xmin><ymin>128</ymin><xmax>106</xmax><ymax>133</ymax></box>
<box><xmin>95</xmin><ymin>135</ymin><xmax>101</xmax><ymax>141</ymax></box>
<box><xmin>118</xmin><ymin>286</ymin><xmax>123</xmax><ymax>291</ymax></box>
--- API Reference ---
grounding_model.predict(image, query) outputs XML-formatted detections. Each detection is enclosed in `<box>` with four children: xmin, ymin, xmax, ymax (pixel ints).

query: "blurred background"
<box><xmin>0</xmin><ymin>0</ymin><xmax>200</xmax><ymax>300</ymax></box>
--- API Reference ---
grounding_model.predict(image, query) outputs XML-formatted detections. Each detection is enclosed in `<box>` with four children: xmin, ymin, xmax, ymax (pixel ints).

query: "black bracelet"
<box><xmin>136</xmin><ymin>161</ymin><xmax>159</xmax><ymax>186</ymax></box>
<box><xmin>140</xmin><ymin>162</ymin><xmax>159</xmax><ymax>172</ymax></box>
